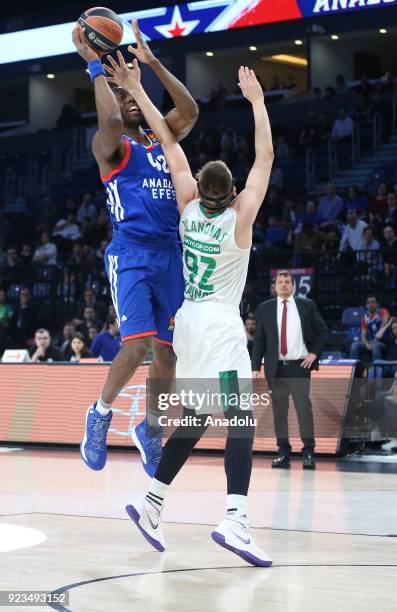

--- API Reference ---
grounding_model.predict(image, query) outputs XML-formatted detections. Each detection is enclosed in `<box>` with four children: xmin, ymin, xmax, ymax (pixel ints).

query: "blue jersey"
<box><xmin>101</xmin><ymin>132</ymin><xmax>178</xmax><ymax>247</ymax></box>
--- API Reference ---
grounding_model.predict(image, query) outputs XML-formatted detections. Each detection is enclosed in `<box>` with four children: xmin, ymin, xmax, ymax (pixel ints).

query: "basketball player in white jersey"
<box><xmin>104</xmin><ymin>56</ymin><xmax>274</xmax><ymax>566</ymax></box>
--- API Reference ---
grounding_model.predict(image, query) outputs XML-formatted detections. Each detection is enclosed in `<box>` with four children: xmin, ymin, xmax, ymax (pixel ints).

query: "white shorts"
<box><xmin>172</xmin><ymin>300</ymin><xmax>252</xmax><ymax>414</ymax></box>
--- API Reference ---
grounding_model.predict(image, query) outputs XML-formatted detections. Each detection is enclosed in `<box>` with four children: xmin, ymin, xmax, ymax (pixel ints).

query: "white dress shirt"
<box><xmin>277</xmin><ymin>295</ymin><xmax>309</xmax><ymax>360</ymax></box>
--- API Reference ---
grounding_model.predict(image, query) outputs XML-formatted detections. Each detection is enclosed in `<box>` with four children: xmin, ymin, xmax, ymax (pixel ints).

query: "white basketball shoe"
<box><xmin>126</xmin><ymin>498</ymin><xmax>166</xmax><ymax>552</ymax></box>
<box><xmin>211</xmin><ymin>517</ymin><xmax>272</xmax><ymax>567</ymax></box>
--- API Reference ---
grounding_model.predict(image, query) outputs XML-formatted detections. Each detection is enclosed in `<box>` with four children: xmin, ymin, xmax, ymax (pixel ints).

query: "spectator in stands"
<box><xmin>91</xmin><ymin>208</ymin><xmax>109</xmax><ymax>245</ymax></box>
<box><xmin>264</xmin><ymin>187</ymin><xmax>284</xmax><ymax>220</ymax></box>
<box><xmin>352</xmin><ymin>94</ymin><xmax>370</xmax><ymax>126</ymax></box>
<box><xmin>268</xmin><ymin>165</ymin><xmax>284</xmax><ymax>190</ymax></box>
<box><xmin>53</xmin><ymin>213</ymin><xmax>81</xmax><ymax>243</ymax></box>
<box><xmin>339</xmin><ymin>210</ymin><xmax>368</xmax><ymax>252</ymax></box>
<box><xmin>231</xmin><ymin>151</ymin><xmax>250</xmax><ymax>184</ymax></box>
<box><xmin>244</xmin><ymin>315</ymin><xmax>256</xmax><ymax>359</ymax></box>
<box><xmin>57</xmin><ymin>321</ymin><xmax>76</xmax><ymax>360</ymax></box>
<box><xmin>274</xmin><ymin>136</ymin><xmax>290</xmax><ymax>161</ymax></box>
<box><xmin>299</xmin><ymin>111</ymin><xmax>319</xmax><ymax>147</ymax></box>
<box><xmin>29</xmin><ymin>328</ymin><xmax>64</xmax><ymax>362</ymax></box>
<box><xmin>95</xmin><ymin>240</ymin><xmax>109</xmax><ymax>271</ymax></box>
<box><xmin>76</xmin><ymin>306</ymin><xmax>103</xmax><ymax>338</ymax></box>
<box><xmin>0</xmin><ymin>327</ymin><xmax>13</xmax><ymax>359</ymax></box>
<box><xmin>88</xmin><ymin>325</ymin><xmax>99</xmax><ymax>346</ymax></box>
<box><xmin>312</xmin><ymin>86</ymin><xmax>322</xmax><ymax>101</ymax></box>
<box><xmin>0</xmin><ymin>209</ymin><xmax>11</xmax><ymax>248</ymax></box>
<box><xmin>317</xmin><ymin>183</ymin><xmax>344</xmax><ymax>222</ymax></box>
<box><xmin>281</xmin><ymin>197</ymin><xmax>297</xmax><ymax>227</ymax></box>
<box><xmin>369</xmin><ymin>183</ymin><xmax>388</xmax><ymax>219</ymax></box>
<box><xmin>32</xmin><ymin>232</ymin><xmax>57</xmax><ymax>265</ymax></box>
<box><xmin>383</xmin><ymin>226</ymin><xmax>397</xmax><ymax>283</ymax></box>
<box><xmin>0</xmin><ymin>289</ymin><xmax>13</xmax><ymax>330</ymax></box>
<box><xmin>63</xmin><ymin>196</ymin><xmax>78</xmax><ymax>217</ymax></box>
<box><xmin>317</xmin><ymin>112</ymin><xmax>331</xmax><ymax>143</ymax></box>
<box><xmin>335</xmin><ymin>74</ymin><xmax>350</xmax><ymax>97</ymax></box>
<box><xmin>19</xmin><ymin>244</ymin><xmax>33</xmax><ymax>266</ymax></box>
<box><xmin>324</xmin><ymin>86</ymin><xmax>336</xmax><ymax>99</ymax></box>
<box><xmin>355</xmin><ymin>227</ymin><xmax>382</xmax><ymax>278</ymax></box>
<box><xmin>6</xmin><ymin>247</ymin><xmax>21</xmax><ymax>268</ymax></box>
<box><xmin>344</xmin><ymin>186</ymin><xmax>368</xmax><ymax>214</ymax></box>
<box><xmin>264</xmin><ymin>216</ymin><xmax>287</xmax><ymax>250</ymax></box>
<box><xmin>355</xmin><ymin>75</ymin><xmax>373</xmax><ymax>98</ymax></box>
<box><xmin>69</xmin><ymin>332</ymin><xmax>93</xmax><ymax>362</ymax></box>
<box><xmin>35</xmin><ymin>195</ymin><xmax>58</xmax><ymax>233</ymax></box>
<box><xmin>90</xmin><ymin>315</ymin><xmax>121</xmax><ymax>362</ymax></box>
<box><xmin>384</xmin><ymin>192</ymin><xmax>397</xmax><ymax>226</ymax></box>
<box><xmin>294</xmin><ymin>221</ymin><xmax>326</xmax><ymax>254</ymax></box>
<box><xmin>322</xmin><ymin>229</ymin><xmax>340</xmax><ymax>251</ymax></box>
<box><xmin>240</xmin><ymin>282</ymin><xmax>258</xmax><ymax>318</ymax></box>
<box><xmin>350</xmin><ymin>295</ymin><xmax>390</xmax><ymax>361</ymax></box>
<box><xmin>331</xmin><ymin>109</ymin><xmax>354</xmax><ymax>141</ymax></box>
<box><xmin>295</xmin><ymin>200</ymin><xmax>322</xmax><ymax>228</ymax></box>
<box><xmin>76</xmin><ymin>193</ymin><xmax>97</xmax><ymax>226</ymax></box>
<box><xmin>67</xmin><ymin>242</ymin><xmax>83</xmax><ymax>265</ymax></box>
<box><xmin>77</xmin><ymin>288</ymin><xmax>106</xmax><ymax>321</ymax></box>
<box><xmin>373</xmin><ymin>318</ymin><xmax>397</xmax><ymax>377</ymax></box>
<box><xmin>12</xmin><ymin>287</ymin><xmax>37</xmax><ymax>347</ymax></box>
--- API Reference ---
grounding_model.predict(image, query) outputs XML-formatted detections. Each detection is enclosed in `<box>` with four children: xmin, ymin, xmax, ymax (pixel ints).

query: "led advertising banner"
<box><xmin>0</xmin><ymin>362</ymin><xmax>354</xmax><ymax>454</ymax></box>
<box><xmin>0</xmin><ymin>0</ymin><xmax>395</xmax><ymax>65</ymax></box>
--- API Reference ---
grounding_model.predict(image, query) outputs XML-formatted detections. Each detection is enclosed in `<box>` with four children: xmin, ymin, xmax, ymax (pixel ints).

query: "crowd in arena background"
<box><xmin>0</xmin><ymin>71</ymin><xmax>397</xmax><ymax>359</ymax></box>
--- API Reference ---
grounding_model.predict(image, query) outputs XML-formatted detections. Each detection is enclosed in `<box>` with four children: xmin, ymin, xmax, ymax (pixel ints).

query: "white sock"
<box><xmin>96</xmin><ymin>397</ymin><xmax>112</xmax><ymax>417</ymax></box>
<box><xmin>227</xmin><ymin>494</ymin><xmax>248</xmax><ymax>521</ymax></box>
<box><xmin>145</xmin><ymin>478</ymin><xmax>169</xmax><ymax>511</ymax></box>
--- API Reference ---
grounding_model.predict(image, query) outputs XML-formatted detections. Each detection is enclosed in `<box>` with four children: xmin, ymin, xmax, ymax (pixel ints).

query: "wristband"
<box><xmin>87</xmin><ymin>59</ymin><xmax>105</xmax><ymax>82</ymax></box>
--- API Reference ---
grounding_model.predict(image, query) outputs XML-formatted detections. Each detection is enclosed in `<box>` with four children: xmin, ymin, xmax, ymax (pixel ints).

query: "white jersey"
<box><xmin>179</xmin><ymin>200</ymin><xmax>250</xmax><ymax>307</ymax></box>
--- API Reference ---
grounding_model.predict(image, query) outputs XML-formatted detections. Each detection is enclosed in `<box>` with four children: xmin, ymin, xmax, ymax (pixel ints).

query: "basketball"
<box><xmin>78</xmin><ymin>6</ymin><xmax>123</xmax><ymax>54</ymax></box>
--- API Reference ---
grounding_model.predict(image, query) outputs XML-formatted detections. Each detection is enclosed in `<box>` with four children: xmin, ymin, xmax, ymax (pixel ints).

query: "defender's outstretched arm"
<box><xmin>235</xmin><ymin>67</ymin><xmax>274</xmax><ymax>227</ymax></box>
<box><xmin>104</xmin><ymin>54</ymin><xmax>197</xmax><ymax>212</ymax></box>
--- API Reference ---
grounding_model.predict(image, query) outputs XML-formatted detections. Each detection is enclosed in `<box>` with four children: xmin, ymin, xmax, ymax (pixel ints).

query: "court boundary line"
<box><xmin>47</xmin><ymin>563</ymin><xmax>397</xmax><ymax>612</ymax></box>
<box><xmin>1</xmin><ymin>511</ymin><xmax>396</xmax><ymax>538</ymax></box>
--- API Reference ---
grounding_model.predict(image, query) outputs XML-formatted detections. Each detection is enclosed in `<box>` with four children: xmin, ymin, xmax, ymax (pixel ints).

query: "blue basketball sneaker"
<box><xmin>80</xmin><ymin>403</ymin><xmax>112</xmax><ymax>471</ymax></box>
<box><xmin>131</xmin><ymin>419</ymin><xmax>163</xmax><ymax>477</ymax></box>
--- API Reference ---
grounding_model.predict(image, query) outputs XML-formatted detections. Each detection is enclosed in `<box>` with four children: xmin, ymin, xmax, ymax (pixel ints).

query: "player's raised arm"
<box><xmin>72</xmin><ymin>25</ymin><xmax>124</xmax><ymax>162</ymax></box>
<box><xmin>235</xmin><ymin>67</ymin><xmax>274</xmax><ymax>238</ymax></box>
<box><xmin>104</xmin><ymin>54</ymin><xmax>197</xmax><ymax>213</ymax></box>
<box><xmin>127</xmin><ymin>19</ymin><xmax>198</xmax><ymax>141</ymax></box>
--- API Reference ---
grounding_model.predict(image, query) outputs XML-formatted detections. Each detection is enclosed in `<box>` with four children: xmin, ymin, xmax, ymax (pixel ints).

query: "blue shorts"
<box><xmin>105</xmin><ymin>241</ymin><xmax>184</xmax><ymax>345</ymax></box>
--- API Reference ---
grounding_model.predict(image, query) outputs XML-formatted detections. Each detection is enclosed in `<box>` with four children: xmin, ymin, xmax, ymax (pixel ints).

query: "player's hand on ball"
<box><xmin>104</xmin><ymin>52</ymin><xmax>141</xmax><ymax>91</ymax></box>
<box><xmin>238</xmin><ymin>66</ymin><xmax>264</xmax><ymax>103</ymax></box>
<box><xmin>72</xmin><ymin>24</ymin><xmax>101</xmax><ymax>62</ymax></box>
<box><xmin>127</xmin><ymin>19</ymin><xmax>156</xmax><ymax>65</ymax></box>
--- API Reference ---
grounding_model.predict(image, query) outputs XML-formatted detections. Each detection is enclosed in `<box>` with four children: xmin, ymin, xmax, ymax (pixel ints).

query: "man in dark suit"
<box><xmin>252</xmin><ymin>271</ymin><xmax>328</xmax><ymax>469</ymax></box>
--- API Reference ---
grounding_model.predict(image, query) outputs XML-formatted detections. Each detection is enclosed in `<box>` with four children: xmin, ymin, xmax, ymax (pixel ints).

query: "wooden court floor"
<box><xmin>1</xmin><ymin>448</ymin><xmax>397</xmax><ymax>612</ymax></box>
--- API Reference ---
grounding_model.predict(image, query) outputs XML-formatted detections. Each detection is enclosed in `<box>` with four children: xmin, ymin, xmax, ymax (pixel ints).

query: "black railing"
<box><xmin>250</xmin><ymin>248</ymin><xmax>394</xmax><ymax>317</ymax></box>
<box><xmin>0</xmin><ymin>249</ymin><xmax>394</xmax><ymax>325</ymax></box>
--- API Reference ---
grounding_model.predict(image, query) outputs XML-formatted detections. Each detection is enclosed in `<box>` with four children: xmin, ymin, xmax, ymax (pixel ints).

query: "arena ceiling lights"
<box><xmin>0</xmin><ymin>0</ymin><xmax>396</xmax><ymax>65</ymax></box>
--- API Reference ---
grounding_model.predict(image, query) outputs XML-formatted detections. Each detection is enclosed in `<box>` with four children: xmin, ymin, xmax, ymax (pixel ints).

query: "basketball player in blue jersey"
<box><xmin>72</xmin><ymin>21</ymin><xmax>198</xmax><ymax>476</ymax></box>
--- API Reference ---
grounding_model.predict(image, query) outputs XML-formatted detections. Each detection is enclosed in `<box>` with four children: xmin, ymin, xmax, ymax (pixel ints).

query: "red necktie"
<box><xmin>280</xmin><ymin>300</ymin><xmax>288</xmax><ymax>356</ymax></box>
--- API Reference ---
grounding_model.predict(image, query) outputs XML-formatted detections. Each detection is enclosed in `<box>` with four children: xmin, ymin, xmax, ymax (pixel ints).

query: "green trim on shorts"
<box><xmin>219</xmin><ymin>370</ymin><xmax>240</xmax><ymax>412</ymax></box>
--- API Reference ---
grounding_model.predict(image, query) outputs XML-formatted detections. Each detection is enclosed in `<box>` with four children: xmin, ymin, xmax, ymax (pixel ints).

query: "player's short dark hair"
<box><xmin>275</xmin><ymin>270</ymin><xmax>295</xmax><ymax>283</ymax></box>
<box><xmin>106</xmin><ymin>315</ymin><xmax>117</xmax><ymax>327</ymax></box>
<box><xmin>196</xmin><ymin>160</ymin><xmax>233</xmax><ymax>198</ymax></box>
